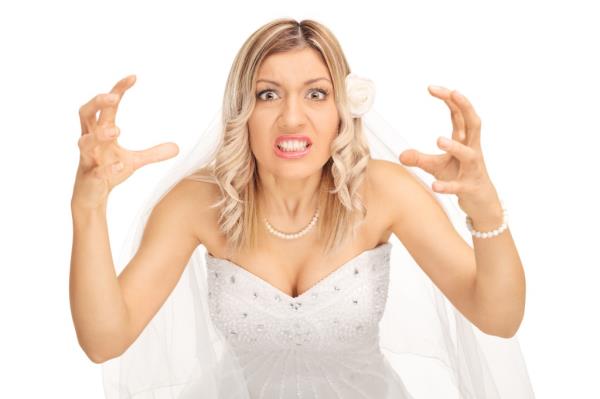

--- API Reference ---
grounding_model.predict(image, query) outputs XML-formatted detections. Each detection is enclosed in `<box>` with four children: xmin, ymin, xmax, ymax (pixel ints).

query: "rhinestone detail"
<box><xmin>205</xmin><ymin>243</ymin><xmax>392</xmax><ymax>351</ymax></box>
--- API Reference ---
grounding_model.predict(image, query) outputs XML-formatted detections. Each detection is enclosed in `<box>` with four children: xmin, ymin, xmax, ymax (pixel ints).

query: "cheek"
<box><xmin>249</xmin><ymin>133</ymin><xmax>266</xmax><ymax>156</ymax></box>
<box><xmin>321</xmin><ymin>104</ymin><xmax>340</xmax><ymax>135</ymax></box>
<box><xmin>322</xmin><ymin>133</ymin><xmax>337</xmax><ymax>155</ymax></box>
<box><xmin>248</xmin><ymin>131</ymin><xmax>273</xmax><ymax>162</ymax></box>
<box><xmin>247</xmin><ymin>119</ymin><xmax>263</xmax><ymax>148</ymax></box>
<box><xmin>317</xmin><ymin>115</ymin><xmax>339</xmax><ymax>148</ymax></box>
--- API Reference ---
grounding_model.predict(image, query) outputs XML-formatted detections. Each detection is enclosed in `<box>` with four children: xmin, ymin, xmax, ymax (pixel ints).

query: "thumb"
<box><xmin>399</xmin><ymin>149</ymin><xmax>436</xmax><ymax>174</ymax></box>
<box><xmin>132</xmin><ymin>142</ymin><xmax>180</xmax><ymax>170</ymax></box>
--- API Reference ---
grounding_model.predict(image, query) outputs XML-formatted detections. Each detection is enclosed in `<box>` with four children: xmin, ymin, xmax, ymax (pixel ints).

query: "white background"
<box><xmin>1</xmin><ymin>0</ymin><xmax>598</xmax><ymax>397</ymax></box>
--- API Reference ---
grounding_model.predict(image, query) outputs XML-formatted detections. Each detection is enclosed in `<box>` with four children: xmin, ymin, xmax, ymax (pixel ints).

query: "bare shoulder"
<box><xmin>366</xmin><ymin>160</ymin><xmax>482</xmax><ymax>333</ymax></box>
<box><xmin>114</xmin><ymin>170</ymin><xmax>221</xmax><ymax>357</ymax></box>
<box><xmin>175</xmin><ymin>170</ymin><xmax>223</xmax><ymax>245</ymax></box>
<box><xmin>366</xmin><ymin>159</ymin><xmax>413</xmax><ymax>221</ymax></box>
<box><xmin>366</xmin><ymin>158</ymin><xmax>418</xmax><ymax>191</ymax></box>
<box><xmin>366</xmin><ymin>158</ymin><xmax>401</xmax><ymax>179</ymax></box>
<box><xmin>366</xmin><ymin>158</ymin><xmax>447</xmax><ymax>231</ymax></box>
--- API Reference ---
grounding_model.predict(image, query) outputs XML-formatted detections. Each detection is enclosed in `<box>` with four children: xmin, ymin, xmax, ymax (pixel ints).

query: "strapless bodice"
<box><xmin>204</xmin><ymin>242</ymin><xmax>414</xmax><ymax>398</ymax></box>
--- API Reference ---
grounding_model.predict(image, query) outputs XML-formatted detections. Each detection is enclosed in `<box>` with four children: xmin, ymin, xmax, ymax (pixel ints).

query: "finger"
<box><xmin>97</xmin><ymin>74</ymin><xmax>137</xmax><ymax>128</ymax></box>
<box><xmin>130</xmin><ymin>142</ymin><xmax>180</xmax><ymax>170</ymax></box>
<box><xmin>428</xmin><ymin>85</ymin><xmax>466</xmax><ymax>142</ymax></box>
<box><xmin>79</xmin><ymin>93</ymin><xmax>120</xmax><ymax>135</ymax></box>
<box><xmin>450</xmin><ymin>90</ymin><xmax>481</xmax><ymax>148</ymax></box>
<box><xmin>95</xmin><ymin>125</ymin><xmax>121</xmax><ymax>142</ymax></box>
<box><xmin>432</xmin><ymin>179</ymin><xmax>465</xmax><ymax>194</ymax></box>
<box><xmin>437</xmin><ymin>136</ymin><xmax>480</xmax><ymax>165</ymax></box>
<box><xmin>399</xmin><ymin>148</ymin><xmax>445</xmax><ymax>175</ymax></box>
<box><xmin>92</xmin><ymin>160</ymin><xmax>125</xmax><ymax>181</ymax></box>
<box><xmin>77</xmin><ymin>133</ymin><xmax>98</xmax><ymax>159</ymax></box>
<box><xmin>77</xmin><ymin>125</ymin><xmax>121</xmax><ymax>160</ymax></box>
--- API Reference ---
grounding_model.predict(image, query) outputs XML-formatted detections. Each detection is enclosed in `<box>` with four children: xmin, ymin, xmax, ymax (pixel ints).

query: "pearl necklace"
<box><xmin>263</xmin><ymin>208</ymin><xmax>319</xmax><ymax>240</ymax></box>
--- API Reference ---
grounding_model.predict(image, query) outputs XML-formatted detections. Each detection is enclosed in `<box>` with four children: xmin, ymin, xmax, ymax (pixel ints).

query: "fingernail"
<box><xmin>439</xmin><ymin>137</ymin><xmax>451</xmax><ymax>148</ymax></box>
<box><xmin>107</xmin><ymin>127</ymin><xmax>117</xmax><ymax>137</ymax></box>
<box><xmin>429</xmin><ymin>85</ymin><xmax>444</xmax><ymax>91</ymax></box>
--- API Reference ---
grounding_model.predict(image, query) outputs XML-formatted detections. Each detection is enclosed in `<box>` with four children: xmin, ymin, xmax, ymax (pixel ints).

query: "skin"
<box><xmin>72</xmin><ymin>49</ymin><xmax>523</xmax><ymax>363</ymax></box>
<box><xmin>248</xmin><ymin>48</ymin><xmax>339</xmax><ymax>225</ymax></box>
<box><xmin>214</xmin><ymin>49</ymin><xmax>524</xmax><ymax>337</ymax></box>
<box><xmin>71</xmin><ymin>74</ymin><xmax>182</xmax><ymax>362</ymax></box>
<box><xmin>200</xmin><ymin>48</ymin><xmax>390</xmax><ymax>298</ymax></box>
<box><xmin>73</xmin><ymin>75</ymin><xmax>180</xmax><ymax>210</ymax></box>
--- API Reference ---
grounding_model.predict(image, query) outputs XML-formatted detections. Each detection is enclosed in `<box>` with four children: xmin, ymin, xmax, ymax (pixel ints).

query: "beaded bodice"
<box><xmin>204</xmin><ymin>242</ymin><xmax>414</xmax><ymax>398</ymax></box>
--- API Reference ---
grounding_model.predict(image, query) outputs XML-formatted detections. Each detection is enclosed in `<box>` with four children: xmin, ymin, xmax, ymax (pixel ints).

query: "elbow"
<box><xmin>493</xmin><ymin>327</ymin><xmax>517</xmax><ymax>339</ymax></box>
<box><xmin>479</xmin><ymin>318</ymin><xmax>522</xmax><ymax>339</ymax></box>
<box><xmin>77</xmin><ymin>331</ymin><xmax>128</xmax><ymax>364</ymax></box>
<box><xmin>473</xmin><ymin>301</ymin><xmax>525</xmax><ymax>339</ymax></box>
<box><xmin>79</xmin><ymin>339</ymin><xmax>109</xmax><ymax>364</ymax></box>
<box><xmin>83</xmin><ymin>343</ymin><xmax>124</xmax><ymax>364</ymax></box>
<box><xmin>500</xmin><ymin>319</ymin><xmax>523</xmax><ymax>338</ymax></box>
<box><xmin>86</xmin><ymin>349</ymin><xmax>109</xmax><ymax>364</ymax></box>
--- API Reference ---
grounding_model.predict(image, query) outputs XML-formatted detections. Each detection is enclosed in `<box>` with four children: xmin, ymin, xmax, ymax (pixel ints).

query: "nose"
<box><xmin>278</xmin><ymin>94</ymin><xmax>306</xmax><ymax>130</ymax></box>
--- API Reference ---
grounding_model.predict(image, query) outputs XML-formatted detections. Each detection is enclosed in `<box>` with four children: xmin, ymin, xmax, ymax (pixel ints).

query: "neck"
<box><xmin>257</xmin><ymin>166</ymin><xmax>323</xmax><ymax>222</ymax></box>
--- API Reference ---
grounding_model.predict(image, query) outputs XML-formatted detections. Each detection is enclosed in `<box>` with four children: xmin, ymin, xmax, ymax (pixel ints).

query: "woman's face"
<box><xmin>248</xmin><ymin>48</ymin><xmax>340</xmax><ymax>179</ymax></box>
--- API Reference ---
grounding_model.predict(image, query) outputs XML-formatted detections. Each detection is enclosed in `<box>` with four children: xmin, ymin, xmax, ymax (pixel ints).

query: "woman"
<box><xmin>71</xmin><ymin>18</ymin><xmax>534</xmax><ymax>398</ymax></box>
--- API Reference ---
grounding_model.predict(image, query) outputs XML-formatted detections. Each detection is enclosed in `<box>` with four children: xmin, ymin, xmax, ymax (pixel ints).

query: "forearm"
<box><xmin>69</xmin><ymin>201</ymin><xmax>130</xmax><ymax>362</ymax></box>
<box><xmin>470</xmin><ymin>200</ymin><xmax>526</xmax><ymax>338</ymax></box>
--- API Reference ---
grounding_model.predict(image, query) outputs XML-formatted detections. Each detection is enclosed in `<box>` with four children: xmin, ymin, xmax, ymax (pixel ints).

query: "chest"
<box><xmin>205</xmin><ymin>243</ymin><xmax>392</xmax><ymax>352</ymax></box>
<box><xmin>201</xmin><ymin>172</ymin><xmax>393</xmax><ymax>298</ymax></box>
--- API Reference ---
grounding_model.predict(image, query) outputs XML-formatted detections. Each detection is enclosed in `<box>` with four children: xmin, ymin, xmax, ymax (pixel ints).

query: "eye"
<box><xmin>255</xmin><ymin>87</ymin><xmax>330</xmax><ymax>102</ymax></box>
<box><xmin>307</xmin><ymin>87</ymin><xmax>329</xmax><ymax>101</ymax></box>
<box><xmin>256</xmin><ymin>89</ymin><xmax>279</xmax><ymax>101</ymax></box>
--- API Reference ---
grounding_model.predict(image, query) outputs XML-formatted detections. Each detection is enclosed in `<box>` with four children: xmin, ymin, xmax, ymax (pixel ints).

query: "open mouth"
<box><xmin>273</xmin><ymin>135</ymin><xmax>313</xmax><ymax>158</ymax></box>
<box><xmin>276</xmin><ymin>142</ymin><xmax>312</xmax><ymax>152</ymax></box>
<box><xmin>274</xmin><ymin>135</ymin><xmax>313</xmax><ymax>151</ymax></box>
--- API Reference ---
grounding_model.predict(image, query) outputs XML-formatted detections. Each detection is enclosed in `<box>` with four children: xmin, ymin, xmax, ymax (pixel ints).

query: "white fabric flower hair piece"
<box><xmin>345</xmin><ymin>73</ymin><xmax>376</xmax><ymax>118</ymax></box>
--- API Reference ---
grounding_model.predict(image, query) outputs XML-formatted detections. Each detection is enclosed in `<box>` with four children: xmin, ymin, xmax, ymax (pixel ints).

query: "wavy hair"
<box><xmin>185</xmin><ymin>18</ymin><xmax>371</xmax><ymax>256</ymax></box>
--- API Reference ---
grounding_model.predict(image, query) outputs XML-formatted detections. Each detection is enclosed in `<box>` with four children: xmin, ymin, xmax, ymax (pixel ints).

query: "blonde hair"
<box><xmin>185</xmin><ymin>18</ymin><xmax>371</xmax><ymax>256</ymax></box>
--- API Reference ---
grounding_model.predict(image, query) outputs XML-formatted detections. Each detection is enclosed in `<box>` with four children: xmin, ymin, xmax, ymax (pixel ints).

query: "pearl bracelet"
<box><xmin>465</xmin><ymin>201</ymin><xmax>508</xmax><ymax>239</ymax></box>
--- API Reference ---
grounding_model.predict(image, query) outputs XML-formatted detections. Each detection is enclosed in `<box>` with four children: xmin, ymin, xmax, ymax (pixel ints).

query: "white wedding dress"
<box><xmin>205</xmin><ymin>242</ymin><xmax>414</xmax><ymax>398</ymax></box>
<box><xmin>101</xmin><ymin>108</ymin><xmax>535</xmax><ymax>399</ymax></box>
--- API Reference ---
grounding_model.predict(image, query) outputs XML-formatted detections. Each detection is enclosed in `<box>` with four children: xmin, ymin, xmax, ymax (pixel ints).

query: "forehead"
<box><xmin>256</xmin><ymin>48</ymin><xmax>331</xmax><ymax>84</ymax></box>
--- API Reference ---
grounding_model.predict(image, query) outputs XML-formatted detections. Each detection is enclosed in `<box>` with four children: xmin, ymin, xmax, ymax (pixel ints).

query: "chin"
<box><xmin>259</xmin><ymin>161</ymin><xmax>323</xmax><ymax>180</ymax></box>
<box><xmin>271</xmin><ymin>166</ymin><xmax>315</xmax><ymax>179</ymax></box>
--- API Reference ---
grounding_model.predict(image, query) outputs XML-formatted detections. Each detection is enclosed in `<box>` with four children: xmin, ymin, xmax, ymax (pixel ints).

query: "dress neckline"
<box><xmin>205</xmin><ymin>242</ymin><xmax>392</xmax><ymax>301</ymax></box>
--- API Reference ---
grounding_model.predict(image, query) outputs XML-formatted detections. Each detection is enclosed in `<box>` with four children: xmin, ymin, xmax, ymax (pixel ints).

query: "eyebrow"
<box><xmin>255</xmin><ymin>77</ymin><xmax>332</xmax><ymax>87</ymax></box>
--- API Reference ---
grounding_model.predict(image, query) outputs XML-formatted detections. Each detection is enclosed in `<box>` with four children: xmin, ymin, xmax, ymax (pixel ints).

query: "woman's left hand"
<box><xmin>399</xmin><ymin>86</ymin><xmax>502</xmax><ymax>222</ymax></box>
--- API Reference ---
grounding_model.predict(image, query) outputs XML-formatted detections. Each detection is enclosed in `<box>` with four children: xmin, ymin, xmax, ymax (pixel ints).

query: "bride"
<box><xmin>70</xmin><ymin>18</ymin><xmax>533</xmax><ymax>399</ymax></box>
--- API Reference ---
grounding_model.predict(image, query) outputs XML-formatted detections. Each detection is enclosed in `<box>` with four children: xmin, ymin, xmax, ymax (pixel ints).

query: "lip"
<box><xmin>273</xmin><ymin>134</ymin><xmax>313</xmax><ymax>159</ymax></box>
<box><xmin>274</xmin><ymin>134</ymin><xmax>313</xmax><ymax>146</ymax></box>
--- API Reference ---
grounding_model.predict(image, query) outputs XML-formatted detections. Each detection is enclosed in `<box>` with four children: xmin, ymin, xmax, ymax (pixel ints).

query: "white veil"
<box><xmin>100</xmin><ymin>98</ymin><xmax>535</xmax><ymax>398</ymax></box>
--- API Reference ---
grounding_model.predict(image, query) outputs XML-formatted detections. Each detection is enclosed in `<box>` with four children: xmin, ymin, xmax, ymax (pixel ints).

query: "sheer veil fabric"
<box><xmin>101</xmin><ymin>104</ymin><xmax>535</xmax><ymax>398</ymax></box>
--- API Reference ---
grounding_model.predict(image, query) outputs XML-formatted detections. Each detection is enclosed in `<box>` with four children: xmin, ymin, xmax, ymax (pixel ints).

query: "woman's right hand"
<box><xmin>72</xmin><ymin>75</ymin><xmax>179</xmax><ymax>210</ymax></box>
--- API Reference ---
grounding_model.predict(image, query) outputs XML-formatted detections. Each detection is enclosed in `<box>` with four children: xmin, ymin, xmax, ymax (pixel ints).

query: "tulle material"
<box><xmin>101</xmin><ymin>106</ymin><xmax>535</xmax><ymax>398</ymax></box>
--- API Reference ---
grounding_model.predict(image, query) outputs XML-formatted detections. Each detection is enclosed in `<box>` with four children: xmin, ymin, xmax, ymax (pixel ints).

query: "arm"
<box><xmin>466</xmin><ymin>196</ymin><xmax>526</xmax><ymax>338</ymax></box>
<box><xmin>71</xmin><ymin>74</ymin><xmax>184</xmax><ymax>362</ymax></box>
<box><xmin>70</xmin><ymin>201</ymin><xmax>129</xmax><ymax>363</ymax></box>
<box><xmin>70</xmin><ymin>178</ymin><xmax>211</xmax><ymax>363</ymax></box>
<box><xmin>374</xmin><ymin>160</ymin><xmax>525</xmax><ymax>338</ymax></box>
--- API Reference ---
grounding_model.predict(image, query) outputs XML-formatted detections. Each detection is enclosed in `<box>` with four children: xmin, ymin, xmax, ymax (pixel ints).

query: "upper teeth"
<box><xmin>278</xmin><ymin>140</ymin><xmax>309</xmax><ymax>151</ymax></box>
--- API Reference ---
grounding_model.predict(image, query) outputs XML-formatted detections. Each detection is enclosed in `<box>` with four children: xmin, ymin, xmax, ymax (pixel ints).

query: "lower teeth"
<box><xmin>278</xmin><ymin>145</ymin><xmax>309</xmax><ymax>152</ymax></box>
